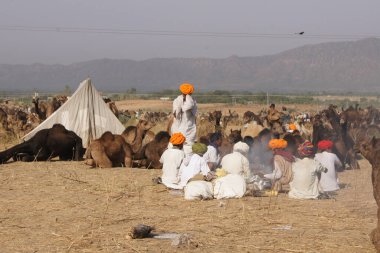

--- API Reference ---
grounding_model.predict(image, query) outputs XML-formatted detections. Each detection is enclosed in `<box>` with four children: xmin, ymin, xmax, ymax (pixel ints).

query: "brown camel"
<box><xmin>142</xmin><ymin>131</ymin><xmax>171</xmax><ymax>169</ymax></box>
<box><xmin>219</xmin><ymin>129</ymin><xmax>243</xmax><ymax>157</ymax></box>
<box><xmin>33</xmin><ymin>96</ymin><xmax>67</xmax><ymax>121</ymax></box>
<box><xmin>0</xmin><ymin>108</ymin><xmax>8</xmax><ymax>130</ymax></box>
<box><xmin>85</xmin><ymin>131</ymin><xmax>132</xmax><ymax>168</ymax></box>
<box><xmin>122</xmin><ymin>119</ymin><xmax>155</xmax><ymax>158</ymax></box>
<box><xmin>359</xmin><ymin>137</ymin><xmax>380</xmax><ymax>252</ymax></box>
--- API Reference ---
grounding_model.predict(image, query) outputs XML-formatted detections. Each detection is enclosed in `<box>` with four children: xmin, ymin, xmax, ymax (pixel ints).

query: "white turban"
<box><xmin>233</xmin><ymin>141</ymin><xmax>249</xmax><ymax>156</ymax></box>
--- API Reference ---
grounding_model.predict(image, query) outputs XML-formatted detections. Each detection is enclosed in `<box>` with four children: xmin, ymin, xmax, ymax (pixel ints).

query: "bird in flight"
<box><xmin>296</xmin><ymin>31</ymin><xmax>305</xmax><ymax>35</ymax></box>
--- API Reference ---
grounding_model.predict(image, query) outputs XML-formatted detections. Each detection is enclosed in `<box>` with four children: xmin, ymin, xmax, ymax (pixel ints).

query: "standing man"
<box><xmin>171</xmin><ymin>83</ymin><xmax>198</xmax><ymax>163</ymax></box>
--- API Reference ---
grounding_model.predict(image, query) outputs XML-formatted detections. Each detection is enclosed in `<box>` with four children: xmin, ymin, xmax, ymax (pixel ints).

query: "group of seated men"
<box><xmin>158</xmin><ymin>127</ymin><xmax>341</xmax><ymax>200</ymax></box>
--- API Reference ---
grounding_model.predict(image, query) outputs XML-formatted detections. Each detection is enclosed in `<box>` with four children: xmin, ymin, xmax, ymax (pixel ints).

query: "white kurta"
<box><xmin>264</xmin><ymin>161</ymin><xmax>282</xmax><ymax>180</ymax></box>
<box><xmin>171</xmin><ymin>94</ymin><xmax>197</xmax><ymax>144</ymax></box>
<box><xmin>288</xmin><ymin>157</ymin><xmax>326</xmax><ymax>199</ymax></box>
<box><xmin>213</xmin><ymin>174</ymin><xmax>247</xmax><ymax>199</ymax></box>
<box><xmin>220</xmin><ymin>152</ymin><xmax>251</xmax><ymax>181</ymax></box>
<box><xmin>203</xmin><ymin>145</ymin><xmax>221</xmax><ymax>168</ymax></box>
<box><xmin>178</xmin><ymin>154</ymin><xmax>210</xmax><ymax>188</ymax></box>
<box><xmin>159</xmin><ymin>148</ymin><xmax>185</xmax><ymax>188</ymax></box>
<box><xmin>315</xmin><ymin>151</ymin><xmax>342</xmax><ymax>192</ymax></box>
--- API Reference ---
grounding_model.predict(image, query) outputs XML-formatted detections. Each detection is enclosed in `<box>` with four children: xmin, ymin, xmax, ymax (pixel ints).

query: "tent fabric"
<box><xmin>23</xmin><ymin>79</ymin><xmax>125</xmax><ymax>148</ymax></box>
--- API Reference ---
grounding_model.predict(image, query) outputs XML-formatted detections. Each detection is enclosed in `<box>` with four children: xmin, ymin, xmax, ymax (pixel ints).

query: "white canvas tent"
<box><xmin>23</xmin><ymin>78</ymin><xmax>125</xmax><ymax>148</ymax></box>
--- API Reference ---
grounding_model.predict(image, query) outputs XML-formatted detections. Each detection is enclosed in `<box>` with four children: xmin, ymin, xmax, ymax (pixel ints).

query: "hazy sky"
<box><xmin>0</xmin><ymin>0</ymin><xmax>379</xmax><ymax>65</ymax></box>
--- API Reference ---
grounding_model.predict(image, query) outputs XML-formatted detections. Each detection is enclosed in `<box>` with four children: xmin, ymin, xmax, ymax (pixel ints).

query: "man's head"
<box><xmin>298</xmin><ymin>141</ymin><xmax>314</xmax><ymax>158</ymax></box>
<box><xmin>317</xmin><ymin>140</ymin><xmax>333</xmax><ymax>152</ymax></box>
<box><xmin>192</xmin><ymin>143</ymin><xmax>208</xmax><ymax>156</ymax></box>
<box><xmin>170</xmin><ymin>133</ymin><xmax>186</xmax><ymax>149</ymax></box>
<box><xmin>210</xmin><ymin>132</ymin><xmax>222</xmax><ymax>147</ymax></box>
<box><xmin>268</xmin><ymin>139</ymin><xmax>288</xmax><ymax>151</ymax></box>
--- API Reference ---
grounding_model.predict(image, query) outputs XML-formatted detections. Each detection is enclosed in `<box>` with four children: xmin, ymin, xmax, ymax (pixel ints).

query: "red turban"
<box><xmin>317</xmin><ymin>140</ymin><xmax>333</xmax><ymax>150</ymax></box>
<box><xmin>179</xmin><ymin>83</ymin><xmax>194</xmax><ymax>95</ymax></box>
<box><xmin>170</xmin><ymin>133</ymin><xmax>186</xmax><ymax>145</ymax></box>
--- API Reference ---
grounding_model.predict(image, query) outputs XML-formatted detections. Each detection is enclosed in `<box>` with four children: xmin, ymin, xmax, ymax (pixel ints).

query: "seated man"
<box><xmin>264</xmin><ymin>139</ymin><xmax>294</xmax><ymax>192</ymax></box>
<box><xmin>288</xmin><ymin>141</ymin><xmax>327</xmax><ymax>199</ymax></box>
<box><xmin>159</xmin><ymin>133</ymin><xmax>186</xmax><ymax>189</ymax></box>
<box><xmin>220</xmin><ymin>141</ymin><xmax>251</xmax><ymax>181</ymax></box>
<box><xmin>178</xmin><ymin>143</ymin><xmax>210</xmax><ymax>188</ymax></box>
<box><xmin>203</xmin><ymin>132</ymin><xmax>222</xmax><ymax>171</ymax></box>
<box><xmin>315</xmin><ymin>140</ymin><xmax>342</xmax><ymax>192</ymax></box>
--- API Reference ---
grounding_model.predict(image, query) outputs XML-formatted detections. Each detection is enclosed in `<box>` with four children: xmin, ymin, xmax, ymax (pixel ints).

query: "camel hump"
<box><xmin>51</xmin><ymin>124</ymin><xmax>67</xmax><ymax>133</ymax></box>
<box><xmin>100</xmin><ymin>131</ymin><xmax>115</xmax><ymax>142</ymax></box>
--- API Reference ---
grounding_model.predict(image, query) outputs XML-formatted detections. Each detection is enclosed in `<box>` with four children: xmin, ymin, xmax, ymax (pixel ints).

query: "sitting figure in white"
<box><xmin>220</xmin><ymin>141</ymin><xmax>251</xmax><ymax>181</ymax></box>
<box><xmin>203</xmin><ymin>132</ymin><xmax>222</xmax><ymax>171</ymax></box>
<box><xmin>314</xmin><ymin>140</ymin><xmax>342</xmax><ymax>192</ymax></box>
<box><xmin>288</xmin><ymin>141</ymin><xmax>327</xmax><ymax>199</ymax></box>
<box><xmin>178</xmin><ymin>143</ymin><xmax>210</xmax><ymax>188</ymax></box>
<box><xmin>159</xmin><ymin>133</ymin><xmax>186</xmax><ymax>189</ymax></box>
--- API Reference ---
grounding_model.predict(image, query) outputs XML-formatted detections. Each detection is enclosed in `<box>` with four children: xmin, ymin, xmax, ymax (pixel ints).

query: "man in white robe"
<box><xmin>288</xmin><ymin>141</ymin><xmax>327</xmax><ymax>199</ymax></box>
<box><xmin>203</xmin><ymin>132</ymin><xmax>222</xmax><ymax>170</ymax></box>
<box><xmin>220</xmin><ymin>141</ymin><xmax>251</xmax><ymax>181</ymax></box>
<box><xmin>159</xmin><ymin>133</ymin><xmax>186</xmax><ymax>189</ymax></box>
<box><xmin>315</xmin><ymin>140</ymin><xmax>342</xmax><ymax>192</ymax></box>
<box><xmin>170</xmin><ymin>83</ymin><xmax>198</xmax><ymax>164</ymax></box>
<box><xmin>177</xmin><ymin>143</ymin><xmax>210</xmax><ymax>188</ymax></box>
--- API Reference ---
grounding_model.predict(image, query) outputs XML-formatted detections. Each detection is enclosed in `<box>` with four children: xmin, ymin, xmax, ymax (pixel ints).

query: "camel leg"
<box><xmin>92</xmin><ymin>149</ymin><xmax>112</xmax><ymax>168</ymax></box>
<box><xmin>84</xmin><ymin>158</ymin><xmax>95</xmax><ymax>167</ymax></box>
<box><xmin>124</xmin><ymin>157</ymin><xmax>132</xmax><ymax>168</ymax></box>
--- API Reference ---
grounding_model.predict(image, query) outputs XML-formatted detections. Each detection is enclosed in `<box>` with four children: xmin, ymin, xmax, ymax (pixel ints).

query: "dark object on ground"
<box><xmin>129</xmin><ymin>224</ymin><xmax>155</xmax><ymax>239</ymax></box>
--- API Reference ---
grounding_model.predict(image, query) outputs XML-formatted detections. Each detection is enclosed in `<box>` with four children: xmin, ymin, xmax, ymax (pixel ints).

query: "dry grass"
<box><xmin>0</xmin><ymin>159</ymin><xmax>376</xmax><ymax>252</ymax></box>
<box><xmin>0</xmin><ymin>100</ymin><xmax>377</xmax><ymax>252</ymax></box>
<box><xmin>116</xmin><ymin>99</ymin><xmax>323</xmax><ymax>115</ymax></box>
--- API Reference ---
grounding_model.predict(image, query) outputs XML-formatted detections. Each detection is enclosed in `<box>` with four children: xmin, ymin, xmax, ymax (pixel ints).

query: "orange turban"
<box><xmin>268</xmin><ymin>139</ymin><xmax>288</xmax><ymax>150</ymax></box>
<box><xmin>179</xmin><ymin>83</ymin><xmax>194</xmax><ymax>95</ymax></box>
<box><xmin>289</xmin><ymin>124</ymin><xmax>297</xmax><ymax>131</ymax></box>
<box><xmin>170</xmin><ymin>133</ymin><xmax>186</xmax><ymax>145</ymax></box>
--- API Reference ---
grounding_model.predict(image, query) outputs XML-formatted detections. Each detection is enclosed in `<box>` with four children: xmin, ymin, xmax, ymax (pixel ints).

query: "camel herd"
<box><xmin>1</xmin><ymin>98</ymin><xmax>380</xmax><ymax>250</ymax></box>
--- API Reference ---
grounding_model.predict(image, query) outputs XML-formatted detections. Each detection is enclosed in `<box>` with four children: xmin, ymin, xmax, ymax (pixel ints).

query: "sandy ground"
<box><xmin>0</xmin><ymin>159</ymin><xmax>376</xmax><ymax>253</ymax></box>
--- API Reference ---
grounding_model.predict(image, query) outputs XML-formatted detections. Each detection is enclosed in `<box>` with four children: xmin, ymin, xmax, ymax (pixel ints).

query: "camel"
<box><xmin>142</xmin><ymin>131</ymin><xmax>171</xmax><ymax>169</ymax></box>
<box><xmin>0</xmin><ymin>124</ymin><xmax>84</xmax><ymax>163</ymax></box>
<box><xmin>359</xmin><ymin>137</ymin><xmax>380</xmax><ymax>251</ymax></box>
<box><xmin>85</xmin><ymin>131</ymin><xmax>132</xmax><ymax>168</ymax></box>
<box><xmin>0</xmin><ymin>108</ymin><xmax>8</xmax><ymax>130</ymax></box>
<box><xmin>219</xmin><ymin>129</ymin><xmax>243</xmax><ymax>157</ymax></box>
<box><xmin>32</xmin><ymin>97</ymin><xmax>48</xmax><ymax>121</ymax></box>
<box><xmin>197</xmin><ymin>110</ymin><xmax>222</xmax><ymax>141</ymax></box>
<box><xmin>242</xmin><ymin>111</ymin><xmax>262</xmax><ymax>125</ymax></box>
<box><xmin>32</xmin><ymin>96</ymin><xmax>67</xmax><ymax>121</ymax></box>
<box><xmin>312</xmin><ymin>106</ymin><xmax>359</xmax><ymax>170</ymax></box>
<box><xmin>122</xmin><ymin>119</ymin><xmax>156</xmax><ymax>158</ymax></box>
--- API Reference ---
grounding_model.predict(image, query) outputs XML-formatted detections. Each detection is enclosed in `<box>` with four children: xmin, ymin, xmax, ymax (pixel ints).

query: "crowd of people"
<box><xmin>157</xmin><ymin>83</ymin><xmax>342</xmax><ymax>200</ymax></box>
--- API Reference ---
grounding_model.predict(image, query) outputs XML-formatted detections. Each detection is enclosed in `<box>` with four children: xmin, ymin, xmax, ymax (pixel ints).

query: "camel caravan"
<box><xmin>1</xmin><ymin>80</ymin><xmax>380</xmax><ymax>249</ymax></box>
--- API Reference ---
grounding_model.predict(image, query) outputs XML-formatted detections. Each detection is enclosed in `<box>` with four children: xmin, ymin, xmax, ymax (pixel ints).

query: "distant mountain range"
<box><xmin>1</xmin><ymin>38</ymin><xmax>380</xmax><ymax>93</ymax></box>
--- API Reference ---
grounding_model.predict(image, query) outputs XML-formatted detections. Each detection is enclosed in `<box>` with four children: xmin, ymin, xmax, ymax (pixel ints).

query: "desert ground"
<box><xmin>0</xmin><ymin>159</ymin><xmax>376</xmax><ymax>253</ymax></box>
<box><xmin>115</xmin><ymin>99</ymin><xmax>323</xmax><ymax>114</ymax></box>
<box><xmin>0</xmin><ymin>100</ymin><xmax>378</xmax><ymax>252</ymax></box>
